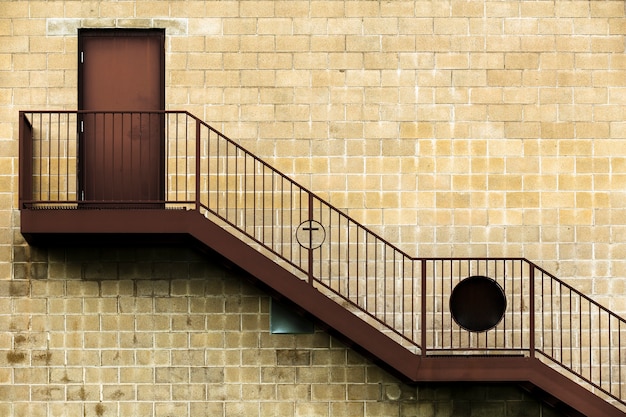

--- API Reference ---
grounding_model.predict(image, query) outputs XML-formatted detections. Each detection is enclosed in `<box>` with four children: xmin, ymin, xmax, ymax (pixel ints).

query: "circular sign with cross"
<box><xmin>296</xmin><ymin>220</ymin><xmax>326</xmax><ymax>250</ymax></box>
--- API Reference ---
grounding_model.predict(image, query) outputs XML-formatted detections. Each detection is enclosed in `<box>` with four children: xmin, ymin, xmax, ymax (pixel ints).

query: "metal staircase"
<box><xmin>19</xmin><ymin>111</ymin><xmax>626</xmax><ymax>416</ymax></box>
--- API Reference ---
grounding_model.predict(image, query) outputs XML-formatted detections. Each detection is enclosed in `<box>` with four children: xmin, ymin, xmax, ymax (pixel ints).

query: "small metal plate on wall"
<box><xmin>270</xmin><ymin>298</ymin><xmax>314</xmax><ymax>334</ymax></box>
<box><xmin>449</xmin><ymin>275</ymin><xmax>507</xmax><ymax>332</ymax></box>
<box><xmin>296</xmin><ymin>220</ymin><xmax>325</xmax><ymax>249</ymax></box>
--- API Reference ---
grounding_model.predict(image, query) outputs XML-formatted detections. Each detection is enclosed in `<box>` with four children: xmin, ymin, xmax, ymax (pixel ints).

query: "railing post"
<box><xmin>307</xmin><ymin>192</ymin><xmax>314</xmax><ymax>284</ymax></box>
<box><xmin>18</xmin><ymin>111</ymin><xmax>33</xmax><ymax>209</ymax></box>
<box><xmin>529</xmin><ymin>264</ymin><xmax>535</xmax><ymax>358</ymax></box>
<box><xmin>195</xmin><ymin>116</ymin><xmax>201</xmax><ymax>212</ymax></box>
<box><xmin>421</xmin><ymin>259</ymin><xmax>427</xmax><ymax>357</ymax></box>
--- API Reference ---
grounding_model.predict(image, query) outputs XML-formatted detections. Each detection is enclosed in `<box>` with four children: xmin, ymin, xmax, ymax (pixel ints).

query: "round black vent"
<box><xmin>449</xmin><ymin>275</ymin><xmax>507</xmax><ymax>332</ymax></box>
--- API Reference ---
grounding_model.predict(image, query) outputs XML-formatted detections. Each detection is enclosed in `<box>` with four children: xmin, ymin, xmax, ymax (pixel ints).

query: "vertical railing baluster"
<box><xmin>185</xmin><ymin>114</ymin><xmax>189</xmax><ymax>203</ymax></box>
<box><xmin>421</xmin><ymin>259</ymin><xmax>427</xmax><ymax>356</ymax></box>
<box><xmin>519</xmin><ymin>260</ymin><xmax>523</xmax><ymax>349</ymax></box>
<box><xmin>587</xmin><ymin>303</ymin><xmax>593</xmax><ymax>380</ymax></box>
<box><xmin>225</xmin><ymin>141</ymin><xmax>229</xmax><ymax>221</ymax></box>
<box><xmin>316</xmin><ymin>198</ymin><xmax>322</xmax><ymax>280</ymax></box>
<box><xmin>374</xmin><ymin>240</ymin><xmax>378</xmax><ymax>319</ymax></box>
<box><xmin>392</xmin><ymin>250</ymin><xmax>396</xmax><ymax>329</ymax></box>
<box><xmin>145</xmin><ymin>112</ymin><xmax>149</xmax><ymax>200</ymax></box>
<box><xmin>365</xmin><ymin>234</ymin><xmax>369</xmax><ymax>311</ymax></box>
<box><xmin>599</xmin><ymin>307</ymin><xmax>602</xmax><ymax>391</ymax></box>
<box><xmin>550</xmin><ymin>273</ymin><xmax>554</xmax><ymax>358</ymax></box>
<box><xmin>355</xmin><ymin>224</ymin><xmax>361</xmax><ymax>302</ymax></box>
<box><xmin>569</xmin><ymin>289</ymin><xmax>573</xmax><ymax>372</ymax></box>
<box><xmin>244</xmin><ymin>154</ymin><xmax>248</xmax><ymax>233</ymax></box>
<box><xmin>261</xmin><ymin>165</ymin><xmax>265</xmax><ymax>244</ymax></box>
<box><xmin>217</xmin><ymin>132</ymin><xmax>221</xmax><ymax>208</ymax></box>
<box><xmin>137</xmin><ymin>113</ymin><xmax>141</xmax><ymax>200</ymax></box>
<box><xmin>289</xmin><ymin>182</ymin><xmax>293</xmax><ymax>265</ymax></box>
<box><xmin>172</xmin><ymin>114</ymin><xmax>178</xmax><ymax>200</ymax></box>
<box><xmin>253</xmin><ymin>158</ymin><xmax>256</xmax><ymax>241</ymax></box>
<box><xmin>299</xmin><ymin>188</ymin><xmax>304</xmax><ymax>271</ymax></box>
<box><xmin>195</xmin><ymin>117</ymin><xmax>201</xmax><ymax>212</ymax></box>
<box><xmin>607</xmin><ymin>314</ymin><xmax>613</xmax><ymax>393</ymax></box>
<box><xmin>529</xmin><ymin>265</ymin><xmax>535</xmax><ymax>357</ymax></box>
<box><xmin>411</xmin><ymin>258</ymin><xmax>415</xmax><ymax>342</ymax></box>
<box><xmin>559</xmin><ymin>282</ymin><xmax>563</xmax><ymax>363</ymax></box>
<box><xmin>47</xmin><ymin>112</ymin><xmax>51</xmax><ymax>201</ymax></box>
<box><xmin>56</xmin><ymin>112</ymin><xmax>60</xmax><ymax>200</ymax></box>
<box><xmin>539</xmin><ymin>271</ymin><xmax>546</xmax><ymax>358</ymax></box>
<box><xmin>125</xmin><ymin>113</ymin><xmax>130</xmax><ymax>200</ymax></box>
<box><xmin>279</xmin><ymin>175</ymin><xmax>283</xmax><ymax>258</ymax></box>
<box><xmin>345</xmin><ymin>215</ymin><xmax>348</xmax><ymax>297</ymax></box>
<box><xmin>270</xmin><ymin>171</ymin><xmax>274</xmax><ymax>251</ymax></box>
<box><xmin>401</xmin><ymin>254</ymin><xmax>405</xmax><ymax>338</ymax></box>
<box><xmin>579</xmin><ymin>295</ymin><xmax>583</xmax><ymax>378</ymax></box>
<box><xmin>38</xmin><ymin>113</ymin><xmax>43</xmax><ymax>201</ymax></box>
<box><xmin>307</xmin><ymin>192</ymin><xmax>313</xmax><ymax>284</ymax></box>
<box><xmin>383</xmin><ymin>244</ymin><xmax>387</xmax><ymax>324</ymax></box>
<box><xmin>617</xmin><ymin>321</ymin><xmax>626</xmax><ymax>398</ymax></box>
<box><xmin>164</xmin><ymin>114</ymin><xmax>168</xmax><ymax>202</ymax></box>
<box><xmin>65</xmin><ymin>112</ymin><xmax>70</xmax><ymax>201</ymax></box>
<box><xmin>433</xmin><ymin>260</ymin><xmax>437</xmax><ymax>350</ymax></box>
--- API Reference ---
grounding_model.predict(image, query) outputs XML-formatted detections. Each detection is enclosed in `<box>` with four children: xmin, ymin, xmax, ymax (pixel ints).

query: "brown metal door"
<box><xmin>78</xmin><ymin>29</ymin><xmax>165</xmax><ymax>204</ymax></box>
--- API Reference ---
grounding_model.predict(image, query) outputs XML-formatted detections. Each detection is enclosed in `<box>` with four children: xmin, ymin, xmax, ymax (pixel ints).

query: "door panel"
<box><xmin>78</xmin><ymin>29</ymin><xmax>165</xmax><ymax>203</ymax></box>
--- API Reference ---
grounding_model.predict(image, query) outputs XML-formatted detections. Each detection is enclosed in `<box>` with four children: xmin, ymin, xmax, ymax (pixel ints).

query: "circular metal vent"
<box><xmin>449</xmin><ymin>275</ymin><xmax>507</xmax><ymax>332</ymax></box>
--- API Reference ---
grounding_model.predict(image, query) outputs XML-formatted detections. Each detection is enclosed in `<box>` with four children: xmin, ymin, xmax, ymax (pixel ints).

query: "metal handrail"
<box><xmin>19</xmin><ymin>110</ymin><xmax>626</xmax><ymax>406</ymax></box>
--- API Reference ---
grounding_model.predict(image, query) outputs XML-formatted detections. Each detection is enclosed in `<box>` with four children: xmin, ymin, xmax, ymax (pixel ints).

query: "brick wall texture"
<box><xmin>5</xmin><ymin>246</ymin><xmax>564</xmax><ymax>417</ymax></box>
<box><xmin>1</xmin><ymin>0</ymin><xmax>625</xmax><ymax>415</ymax></box>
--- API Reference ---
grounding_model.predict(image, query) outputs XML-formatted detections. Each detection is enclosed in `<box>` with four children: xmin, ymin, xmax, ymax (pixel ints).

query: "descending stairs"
<box><xmin>19</xmin><ymin>110</ymin><xmax>626</xmax><ymax>416</ymax></box>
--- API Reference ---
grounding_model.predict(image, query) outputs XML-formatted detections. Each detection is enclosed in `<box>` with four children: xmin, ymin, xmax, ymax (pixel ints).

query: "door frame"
<box><xmin>77</xmin><ymin>28</ymin><xmax>166</xmax><ymax>204</ymax></box>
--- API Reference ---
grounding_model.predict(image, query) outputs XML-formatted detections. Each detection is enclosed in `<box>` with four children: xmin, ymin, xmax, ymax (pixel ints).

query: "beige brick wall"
<box><xmin>0</xmin><ymin>0</ymin><xmax>624</xmax><ymax>414</ymax></box>
<box><xmin>4</xmin><ymin>245</ymin><xmax>563</xmax><ymax>417</ymax></box>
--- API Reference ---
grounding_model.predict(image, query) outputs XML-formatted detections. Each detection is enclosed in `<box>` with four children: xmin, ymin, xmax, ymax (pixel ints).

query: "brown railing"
<box><xmin>19</xmin><ymin>111</ymin><xmax>626</xmax><ymax>407</ymax></box>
